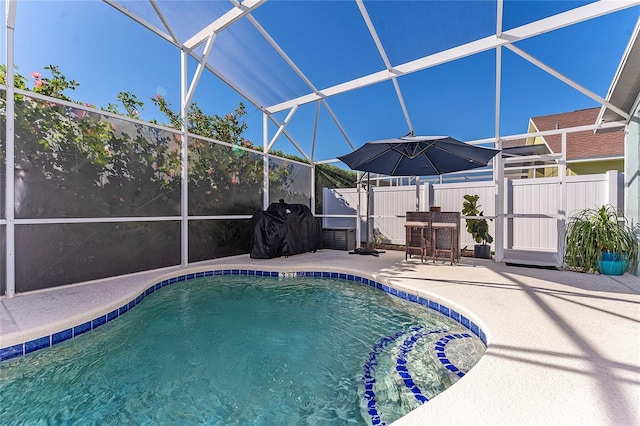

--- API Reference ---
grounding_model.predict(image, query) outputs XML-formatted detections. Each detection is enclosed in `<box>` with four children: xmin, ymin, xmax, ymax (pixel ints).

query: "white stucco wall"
<box><xmin>625</xmin><ymin>102</ymin><xmax>640</xmax><ymax>276</ymax></box>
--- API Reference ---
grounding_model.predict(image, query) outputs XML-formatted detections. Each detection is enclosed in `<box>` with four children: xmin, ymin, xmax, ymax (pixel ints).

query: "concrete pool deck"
<box><xmin>1</xmin><ymin>249</ymin><xmax>639</xmax><ymax>425</ymax></box>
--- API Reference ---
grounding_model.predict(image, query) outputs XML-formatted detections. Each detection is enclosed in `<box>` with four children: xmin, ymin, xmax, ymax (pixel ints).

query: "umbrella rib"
<box><xmin>392</xmin><ymin>142</ymin><xmax>441</xmax><ymax>174</ymax></box>
<box><xmin>390</xmin><ymin>153</ymin><xmax>404</xmax><ymax>175</ymax></box>
<box><xmin>421</xmin><ymin>151</ymin><xmax>441</xmax><ymax>175</ymax></box>
<box><xmin>356</xmin><ymin>146</ymin><xmax>394</xmax><ymax>168</ymax></box>
<box><xmin>408</xmin><ymin>141</ymin><xmax>442</xmax><ymax>174</ymax></box>
<box><xmin>389</xmin><ymin>143</ymin><xmax>421</xmax><ymax>174</ymax></box>
<box><xmin>390</xmin><ymin>143</ymin><xmax>417</xmax><ymax>158</ymax></box>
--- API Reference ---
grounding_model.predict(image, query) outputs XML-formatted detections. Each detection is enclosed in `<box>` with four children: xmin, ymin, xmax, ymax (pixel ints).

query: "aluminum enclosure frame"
<box><xmin>4</xmin><ymin>0</ymin><xmax>640</xmax><ymax>296</ymax></box>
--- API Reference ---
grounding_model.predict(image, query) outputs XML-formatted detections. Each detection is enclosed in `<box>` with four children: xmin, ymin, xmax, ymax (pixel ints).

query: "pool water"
<box><xmin>0</xmin><ymin>276</ymin><xmax>485</xmax><ymax>425</ymax></box>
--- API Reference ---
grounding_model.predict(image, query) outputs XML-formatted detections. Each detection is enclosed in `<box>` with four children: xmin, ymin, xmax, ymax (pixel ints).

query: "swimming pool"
<box><xmin>0</xmin><ymin>272</ymin><xmax>485</xmax><ymax>425</ymax></box>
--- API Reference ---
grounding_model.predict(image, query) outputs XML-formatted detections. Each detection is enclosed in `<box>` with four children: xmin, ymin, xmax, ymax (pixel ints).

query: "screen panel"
<box><xmin>188</xmin><ymin>138</ymin><xmax>263</xmax><ymax>216</ymax></box>
<box><xmin>14</xmin><ymin>96</ymin><xmax>182</xmax><ymax>218</ymax></box>
<box><xmin>0</xmin><ymin>88</ymin><xmax>5</xmax><ymax>220</ymax></box>
<box><xmin>0</xmin><ymin>226</ymin><xmax>5</xmax><ymax>296</ymax></box>
<box><xmin>15</xmin><ymin>221</ymin><xmax>181</xmax><ymax>292</ymax></box>
<box><xmin>188</xmin><ymin>219</ymin><xmax>251</xmax><ymax>263</ymax></box>
<box><xmin>268</xmin><ymin>157</ymin><xmax>312</xmax><ymax>207</ymax></box>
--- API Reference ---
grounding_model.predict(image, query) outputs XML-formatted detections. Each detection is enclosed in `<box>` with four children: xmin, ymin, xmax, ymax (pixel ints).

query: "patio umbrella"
<box><xmin>338</xmin><ymin>135</ymin><xmax>500</xmax><ymax>177</ymax></box>
<box><xmin>337</xmin><ymin>135</ymin><xmax>501</xmax><ymax>255</ymax></box>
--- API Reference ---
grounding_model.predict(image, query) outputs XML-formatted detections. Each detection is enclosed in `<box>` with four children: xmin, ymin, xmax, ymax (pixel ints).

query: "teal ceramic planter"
<box><xmin>598</xmin><ymin>252</ymin><xmax>629</xmax><ymax>275</ymax></box>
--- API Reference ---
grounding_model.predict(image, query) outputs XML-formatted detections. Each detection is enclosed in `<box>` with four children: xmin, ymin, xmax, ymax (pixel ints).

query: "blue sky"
<box><xmin>2</xmin><ymin>1</ymin><xmax>639</xmax><ymax>162</ymax></box>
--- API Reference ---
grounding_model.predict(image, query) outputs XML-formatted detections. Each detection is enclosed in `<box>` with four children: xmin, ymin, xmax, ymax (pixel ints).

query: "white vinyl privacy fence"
<box><xmin>323</xmin><ymin>171</ymin><xmax>624</xmax><ymax>267</ymax></box>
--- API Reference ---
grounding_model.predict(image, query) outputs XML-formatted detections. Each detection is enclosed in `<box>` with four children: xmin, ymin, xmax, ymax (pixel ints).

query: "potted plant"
<box><xmin>564</xmin><ymin>204</ymin><xmax>639</xmax><ymax>275</ymax></box>
<box><xmin>462</xmin><ymin>194</ymin><xmax>493</xmax><ymax>259</ymax></box>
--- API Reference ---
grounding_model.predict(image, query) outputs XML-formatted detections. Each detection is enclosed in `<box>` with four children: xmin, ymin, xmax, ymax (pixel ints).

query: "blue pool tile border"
<box><xmin>52</xmin><ymin>328</ymin><xmax>73</xmax><ymax>345</ymax></box>
<box><xmin>0</xmin><ymin>269</ymin><xmax>487</xmax><ymax>362</ymax></box>
<box><xmin>0</xmin><ymin>344</ymin><xmax>23</xmax><ymax>361</ymax></box>
<box><xmin>73</xmin><ymin>321</ymin><xmax>92</xmax><ymax>337</ymax></box>
<box><xmin>434</xmin><ymin>333</ymin><xmax>475</xmax><ymax>378</ymax></box>
<box><xmin>24</xmin><ymin>336</ymin><xmax>50</xmax><ymax>354</ymax></box>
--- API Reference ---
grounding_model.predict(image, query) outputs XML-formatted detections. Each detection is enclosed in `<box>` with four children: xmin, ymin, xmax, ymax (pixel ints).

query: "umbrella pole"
<box><xmin>415</xmin><ymin>176</ymin><xmax>420</xmax><ymax>211</ymax></box>
<box><xmin>366</xmin><ymin>173</ymin><xmax>370</xmax><ymax>247</ymax></box>
<box><xmin>350</xmin><ymin>173</ymin><xmax>385</xmax><ymax>256</ymax></box>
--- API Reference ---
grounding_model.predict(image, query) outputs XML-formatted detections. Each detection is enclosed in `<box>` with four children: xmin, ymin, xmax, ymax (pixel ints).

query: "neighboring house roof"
<box><xmin>597</xmin><ymin>16</ymin><xmax>640</xmax><ymax>126</ymax></box>
<box><xmin>530</xmin><ymin>108</ymin><xmax>624</xmax><ymax>161</ymax></box>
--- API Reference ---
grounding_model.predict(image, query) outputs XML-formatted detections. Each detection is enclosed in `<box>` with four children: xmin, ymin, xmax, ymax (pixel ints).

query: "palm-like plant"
<box><xmin>564</xmin><ymin>204</ymin><xmax>639</xmax><ymax>273</ymax></box>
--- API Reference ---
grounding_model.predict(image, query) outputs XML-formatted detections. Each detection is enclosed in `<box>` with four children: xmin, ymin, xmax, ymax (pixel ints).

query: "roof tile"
<box><xmin>530</xmin><ymin>108</ymin><xmax>623</xmax><ymax>160</ymax></box>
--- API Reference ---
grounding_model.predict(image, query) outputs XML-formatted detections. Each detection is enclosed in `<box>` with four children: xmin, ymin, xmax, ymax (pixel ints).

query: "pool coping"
<box><xmin>0</xmin><ymin>266</ymin><xmax>486</xmax><ymax>361</ymax></box>
<box><xmin>1</xmin><ymin>250</ymin><xmax>639</xmax><ymax>425</ymax></box>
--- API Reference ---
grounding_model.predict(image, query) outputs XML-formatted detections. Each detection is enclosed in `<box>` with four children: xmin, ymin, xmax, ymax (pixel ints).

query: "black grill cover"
<box><xmin>250</xmin><ymin>200</ymin><xmax>321</xmax><ymax>259</ymax></box>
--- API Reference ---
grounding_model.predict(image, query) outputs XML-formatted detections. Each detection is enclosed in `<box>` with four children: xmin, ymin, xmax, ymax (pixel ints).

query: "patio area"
<box><xmin>1</xmin><ymin>249</ymin><xmax>638</xmax><ymax>425</ymax></box>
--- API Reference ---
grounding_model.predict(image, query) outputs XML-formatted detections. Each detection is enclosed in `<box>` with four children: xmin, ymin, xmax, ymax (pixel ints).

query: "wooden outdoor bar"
<box><xmin>405</xmin><ymin>210</ymin><xmax>460</xmax><ymax>264</ymax></box>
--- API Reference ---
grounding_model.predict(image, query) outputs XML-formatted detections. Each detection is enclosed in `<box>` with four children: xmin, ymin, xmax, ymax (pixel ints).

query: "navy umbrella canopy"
<box><xmin>338</xmin><ymin>135</ymin><xmax>500</xmax><ymax>177</ymax></box>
